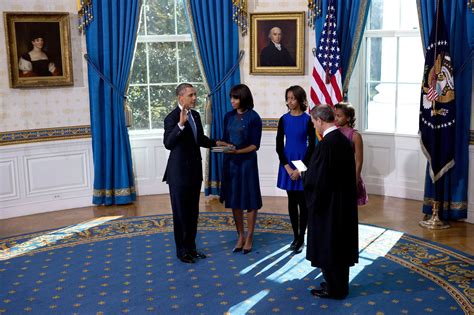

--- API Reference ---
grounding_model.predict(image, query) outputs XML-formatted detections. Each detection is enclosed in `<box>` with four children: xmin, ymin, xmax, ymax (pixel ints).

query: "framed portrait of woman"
<box><xmin>3</xmin><ymin>12</ymin><xmax>73</xmax><ymax>88</ymax></box>
<box><xmin>250</xmin><ymin>12</ymin><xmax>305</xmax><ymax>75</ymax></box>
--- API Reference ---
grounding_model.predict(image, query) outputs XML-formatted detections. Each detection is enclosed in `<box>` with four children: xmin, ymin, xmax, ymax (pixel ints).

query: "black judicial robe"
<box><xmin>303</xmin><ymin>129</ymin><xmax>359</xmax><ymax>269</ymax></box>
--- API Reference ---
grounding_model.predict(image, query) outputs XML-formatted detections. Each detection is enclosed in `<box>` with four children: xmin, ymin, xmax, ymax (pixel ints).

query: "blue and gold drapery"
<box><xmin>85</xmin><ymin>0</ymin><xmax>141</xmax><ymax>205</ymax></box>
<box><xmin>314</xmin><ymin>0</ymin><xmax>371</xmax><ymax>96</ymax></box>
<box><xmin>418</xmin><ymin>0</ymin><xmax>473</xmax><ymax>220</ymax></box>
<box><xmin>184</xmin><ymin>0</ymin><xmax>241</xmax><ymax>196</ymax></box>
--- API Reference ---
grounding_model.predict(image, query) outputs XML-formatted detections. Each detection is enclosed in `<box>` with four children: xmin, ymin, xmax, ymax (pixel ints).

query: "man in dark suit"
<box><xmin>260</xmin><ymin>26</ymin><xmax>295</xmax><ymax>67</ymax></box>
<box><xmin>303</xmin><ymin>105</ymin><xmax>359</xmax><ymax>299</ymax></box>
<box><xmin>163</xmin><ymin>83</ymin><xmax>218</xmax><ymax>264</ymax></box>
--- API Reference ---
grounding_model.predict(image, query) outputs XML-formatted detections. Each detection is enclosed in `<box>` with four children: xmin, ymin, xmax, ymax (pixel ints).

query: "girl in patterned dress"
<box><xmin>334</xmin><ymin>102</ymin><xmax>368</xmax><ymax>206</ymax></box>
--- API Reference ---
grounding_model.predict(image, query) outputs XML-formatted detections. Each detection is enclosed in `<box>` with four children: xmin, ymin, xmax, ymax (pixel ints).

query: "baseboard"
<box><xmin>365</xmin><ymin>183</ymin><xmax>424</xmax><ymax>201</ymax></box>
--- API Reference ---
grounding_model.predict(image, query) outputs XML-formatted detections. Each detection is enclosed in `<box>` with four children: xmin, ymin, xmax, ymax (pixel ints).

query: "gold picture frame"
<box><xmin>4</xmin><ymin>12</ymin><xmax>73</xmax><ymax>88</ymax></box>
<box><xmin>250</xmin><ymin>12</ymin><xmax>305</xmax><ymax>75</ymax></box>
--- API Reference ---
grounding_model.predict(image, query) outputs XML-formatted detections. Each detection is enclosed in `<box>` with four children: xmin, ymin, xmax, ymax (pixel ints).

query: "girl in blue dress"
<box><xmin>276</xmin><ymin>86</ymin><xmax>315</xmax><ymax>252</ymax></box>
<box><xmin>220</xmin><ymin>84</ymin><xmax>263</xmax><ymax>254</ymax></box>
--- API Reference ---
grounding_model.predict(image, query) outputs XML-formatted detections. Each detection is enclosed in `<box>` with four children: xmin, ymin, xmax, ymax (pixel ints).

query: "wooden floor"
<box><xmin>1</xmin><ymin>194</ymin><xmax>473</xmax><ymax>255</ymax></box>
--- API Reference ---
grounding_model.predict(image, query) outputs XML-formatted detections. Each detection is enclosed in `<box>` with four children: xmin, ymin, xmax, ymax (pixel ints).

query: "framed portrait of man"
<box><xmin>250</xmin><ymin>12</ymin><xmax>305</xmax><ymax>75</ymax></box>
<box><xmin>4</xmin><ymin>12</ymin><xmax>73</xmax><ymax>88</ymax></box>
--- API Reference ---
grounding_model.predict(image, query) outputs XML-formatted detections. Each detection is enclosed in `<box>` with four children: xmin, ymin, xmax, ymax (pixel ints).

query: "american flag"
<box><xmin>426</xmin><ymin>86</ymin><xmax>438</xmax><ymax>101</ymax></box>
<box><xmin>310</xmin><ymin>4</ymin><xmax>343</xmax><ymax>109</ymax></box>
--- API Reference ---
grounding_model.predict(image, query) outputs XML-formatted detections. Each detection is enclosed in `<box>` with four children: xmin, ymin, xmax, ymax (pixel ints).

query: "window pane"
<box><xmin>146</xmin><ymin>0</ymin><xmax>175</xmax><ymax>35</ymax></box>
<box><xmin>398</xmin><ymin>37</ymin><xmax>423</xmax><ymax>83</ymax></box>
<box><xmin>366</xmin><ymin>82</ymin><xmax>396</xmax><ymax>132</ymax></box>
<box><xmin>128</xmin><ymin>86</ymin><xmax>150</xmax><ymax>130</ymax></box>
<box><xmin>148</xmin><ymin>42</ymin><xmax>177</xmax><ymax>83</ymax></box>
<box><xmin>396</xmin><ymin>83</ymin><xmax>419</xmax><ymax>134</ymax></box>
<box><xmin>368</xmin><ymin>37</ymin><xmax>397</xmax><ymax>82</ymax></box>
<box><xmin>150</xmin><ymin>85</ymin><xmax>176</xmax><ymax>129</ymax></box>
<box><xmin>368</xmin><ymin>0</ymin><xmax>400</xmax><ymax>30</ymax></box>
<box><xmin>400</xmin><ymin>0</ymin><xmax>419</xmax><ymax>30</ymax></box>
<box><xmin>176</xmin><ymin>0</ymin><xmax>189</xmax><ymax>35</ymax></box>
<box><xmin>137</xmin><ymin>6</ymin><xmax>145</xmax><ymax>35</ymax></box>
<box><xmin>178</xmin><ymin>42</ymin><xmax>202</xmax><ymax>82</ymax></box>
<box><xmin>130</xmin><ymin>42</ymin><xmax>147</xmax><ymax>84</ymax></box>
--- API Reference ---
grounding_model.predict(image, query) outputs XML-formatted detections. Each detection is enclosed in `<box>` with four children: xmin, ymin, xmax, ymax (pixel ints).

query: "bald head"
<box><xmin>268</xmin><ymin>27</ymin><xmax>282</xmax><ymax>44</ymax></box>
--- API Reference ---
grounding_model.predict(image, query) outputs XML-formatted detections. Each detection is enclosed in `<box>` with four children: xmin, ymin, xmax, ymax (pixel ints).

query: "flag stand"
<box><xmin>419</xmin><ymin>200</ymin><xmax>450</xmax><ymax>229</ymax></box>
<box><xmin>419</xmin><ymin>180</ymin><xmax>450</xmax><ymax>229</ymax></box>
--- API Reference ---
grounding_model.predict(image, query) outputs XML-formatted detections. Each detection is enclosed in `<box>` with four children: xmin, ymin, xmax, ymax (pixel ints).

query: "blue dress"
<box><xmin>276</xmin><ymin>112</ymin><xmax>315</xmax><ymax>191</ymax></box>
<box><xmin>220</xmin><ymin>109</ymin><xmax>263</xmax><ymax>210</ymax></box>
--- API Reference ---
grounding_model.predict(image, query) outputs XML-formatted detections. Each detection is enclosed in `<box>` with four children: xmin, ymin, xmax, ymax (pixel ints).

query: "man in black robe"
<box><xmin>303</xmin><ymin>105</ymin><xmax>359</xmax><ymax>299</ymax></box>
<box><xmin>260</xmin><ymin>27</ymin><xmax>295</xmax><ymax>67</ymax></box>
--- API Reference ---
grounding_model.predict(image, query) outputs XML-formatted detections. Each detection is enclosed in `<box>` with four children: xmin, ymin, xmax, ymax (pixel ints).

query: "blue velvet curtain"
<box><xmin>85</xmin><ymin>0</ymin><xmax>141</xmax><ymax>205</ymax></box>
<box><xmin>185</xmin><ymin>0</ymin><xmax>241</xmax><ymax>196</ymax></box>
<box><xmin>315</xmin><ymin>0</ymin><xmax>371</xmax><ymax>94</ymax></box>
<box><xmin>418</xmin><ymin>0</ymin><xmax>473</xmax><ymax>220</ymax></box>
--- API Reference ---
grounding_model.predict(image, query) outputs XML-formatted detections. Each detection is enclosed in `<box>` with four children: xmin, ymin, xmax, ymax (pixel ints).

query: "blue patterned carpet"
<box><xmin>1</xmin><ymin>213</ymin><xmax>473</xmax><ymax>314</ymax></box>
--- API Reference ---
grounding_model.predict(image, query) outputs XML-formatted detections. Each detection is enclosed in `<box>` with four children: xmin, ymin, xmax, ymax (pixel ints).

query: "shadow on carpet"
<box><xmin>0</xmin><ymin>213</ymin><xmax>473</xmax><ymax>314</ymax></box>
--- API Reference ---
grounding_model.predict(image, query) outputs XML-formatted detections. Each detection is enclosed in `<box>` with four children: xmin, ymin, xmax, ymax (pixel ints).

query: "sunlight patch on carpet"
<box><xmin>0</xmin><ymin>216</ymin><xmax>122</xmax><ymax>260</ymax></box>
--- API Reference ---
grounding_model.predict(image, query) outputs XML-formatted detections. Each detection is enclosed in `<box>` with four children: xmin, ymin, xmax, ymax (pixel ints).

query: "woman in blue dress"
<box><xmin>276</xmin><ymin>86</ymin><xmax>315</xmax><ymax>253</ymax></box>
<box><xmin>220</xmin><ymin>84</ymin><xmax>263</xmax><ymax>254</ymax></box>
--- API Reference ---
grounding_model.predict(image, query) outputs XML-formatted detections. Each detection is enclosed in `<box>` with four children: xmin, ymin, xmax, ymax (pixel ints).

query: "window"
<box><xmin>128</xmin><ymin>0</ymin><xmax>205</xmax><ymax>131</ymax></box>
<box><xmin>362</xmin><ymin>0</ymin><xmax>423</xmax><ymax>134</ymax></box>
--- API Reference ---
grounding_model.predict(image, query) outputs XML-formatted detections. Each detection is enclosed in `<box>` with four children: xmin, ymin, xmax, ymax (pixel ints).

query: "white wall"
<box><xmin>0</xmin><ymin>0</ymin><xmax>90</xmax><ymax>132</ymax></box>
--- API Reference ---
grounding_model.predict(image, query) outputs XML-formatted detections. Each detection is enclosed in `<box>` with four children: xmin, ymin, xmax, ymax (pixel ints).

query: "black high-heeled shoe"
<box><xmin>243</xmin><ymin>248</ymin><xmax>252</xmax><ymax>255</ymax></box>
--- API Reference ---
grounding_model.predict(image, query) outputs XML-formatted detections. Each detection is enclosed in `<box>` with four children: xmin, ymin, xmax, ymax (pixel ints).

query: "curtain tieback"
<box><xmin>207</xmin><ymin>50</ymin><xmax>245</xmax><ymax>98</ymax></box>
<box><xmin>84</xmin><ymin>54</ymin><xmax>126</xmax><ymax>100</ymax></box>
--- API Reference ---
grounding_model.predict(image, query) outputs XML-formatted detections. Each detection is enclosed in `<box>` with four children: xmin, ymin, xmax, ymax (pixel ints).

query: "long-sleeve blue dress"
<box><xmin>219</xmin><ymin>109</ymin><xmax>263</xmax><ymax>210</ymax></box>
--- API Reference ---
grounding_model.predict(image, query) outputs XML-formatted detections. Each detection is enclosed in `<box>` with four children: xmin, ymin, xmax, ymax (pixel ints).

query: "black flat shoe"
<box><xmin>243</xmin><ymin>248</ymin><xmax>252</xmax><ymax>255</ymax></box>
<box><xmin>232</xmin><ymin>247</ymin><xmax>243</xmax><ymax>253</ymax></box>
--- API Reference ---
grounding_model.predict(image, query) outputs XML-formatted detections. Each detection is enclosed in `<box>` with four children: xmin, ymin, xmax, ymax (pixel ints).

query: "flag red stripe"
<box><xmin>330</xmin><ymin>73</ymin><xmax>343</xmax><ymax>102</ymax></box>
<box><xmin>312</xmin><ymin>66</ymin><xmax>334</xmax><ymax>105</ymax></box>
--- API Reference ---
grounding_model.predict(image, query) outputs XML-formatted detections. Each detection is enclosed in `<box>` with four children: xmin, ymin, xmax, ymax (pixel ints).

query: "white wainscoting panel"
<box><xmin>129</xmin><ymin>133</ymin><xmax>169</xmax><ymax>196</ymax></box>
<box><xmin>0</xmin><ymin>158</ymin><xmax>19</xmax><ymax>201</ymax></box>
<box><xmin>362</xmin><ymin>133</ymin><xmax>426</xmax><ymax>200</ymax></box>
<box><xmin>0</xmin><ymin>139</ymin><xmax>93</xmax><ymax>219</ymax></box>
<box><xmin>25</xmin><ymin>152</ymin><xmax>89</xmax><ymax>196</ymax></box>
<box><xmin>131</xmin><ymin>146</ymin><xmax>150</xmax><ymax>181</ymax></box>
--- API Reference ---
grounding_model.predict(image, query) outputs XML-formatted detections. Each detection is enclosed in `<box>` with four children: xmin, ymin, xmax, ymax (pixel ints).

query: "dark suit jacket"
<box><xmin>163</xmin><ymin>106</ymin><xmax>216</xmax><ymax>186</ymax></box>
<box><xmin>303</xmin><ymin>129</ymin><xmax>359</xmax><ymax>269</ymax></box>
<box><xmin>260</xmin><ymin>43</ymin><xmax>295</xmax><ymax>67</ymax></box>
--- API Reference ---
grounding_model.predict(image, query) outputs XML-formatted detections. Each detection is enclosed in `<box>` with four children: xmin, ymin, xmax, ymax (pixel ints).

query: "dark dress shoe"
<box><xmin>293</xmin><ymin>240</ymin><xmax>304</xmax><ymax>253</ymax></box>
<box><xmin>310</xmin><ymin>288</ymin><xmax>346</xmax><ymax>300</ymax></box>
<box><xmin>311</xmin><ymin>288</ymin><xmax>330</xmax><ymax>298</ymax></box>
<box><xmin>232</xmin><ymin>247</ymin><xmax>243</xmax><ymax>253</ymax></box>
<box><xmin>189</xmin><ymin>250</ymin><xmax>206</xmax><ymax>259</ymax></box>
<box><xmin>243</xmin><ymin>248</ymin><xmax>252</xmax><ymax>255</ymax></box>
<box><xmin>178</xmin><ymin>254</ymin><xmax>196</xmax><ymax>264</ymax></box>
<box><xmin>289</xmin><ymin>239</ymin><xmax>298</xmax><ymax>250</ymax></box>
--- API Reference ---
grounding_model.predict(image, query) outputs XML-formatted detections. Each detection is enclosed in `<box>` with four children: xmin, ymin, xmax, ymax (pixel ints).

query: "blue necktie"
<box><xmin>187</xmin><ymin>111</ymin><xmax>197</xmax><ymax>142</ymax></box>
